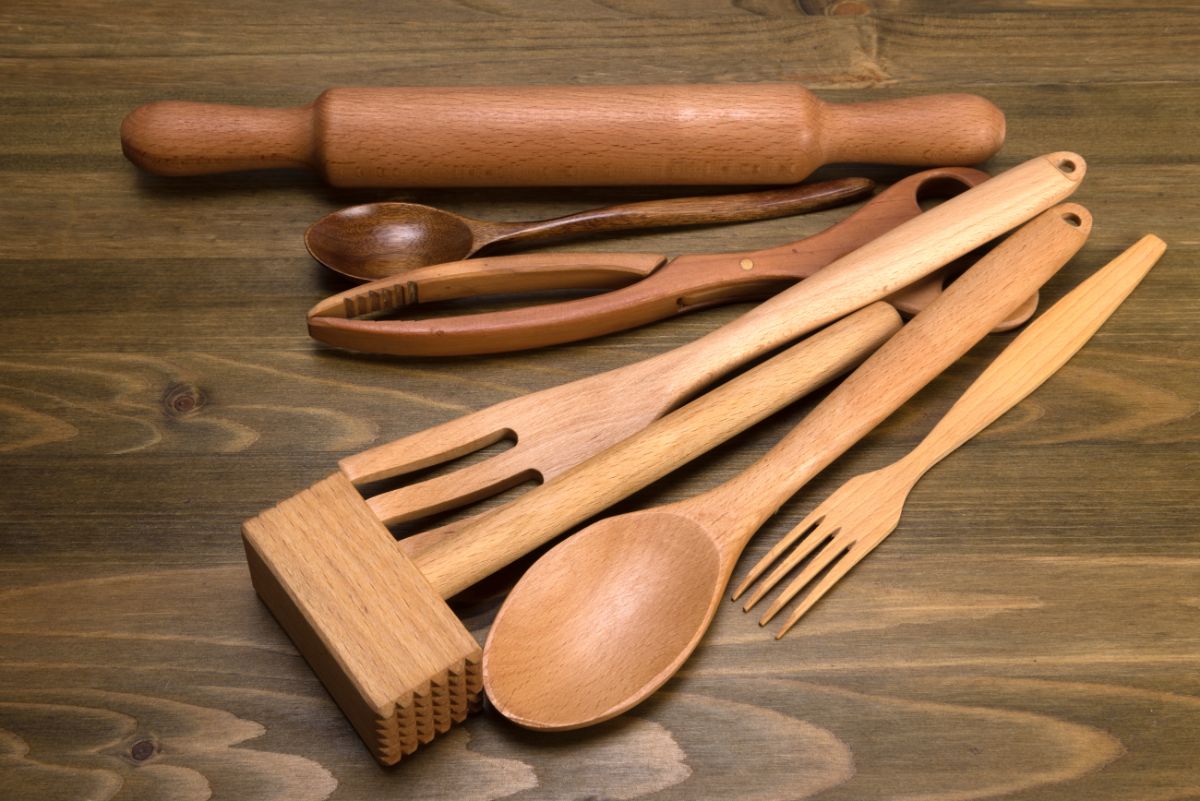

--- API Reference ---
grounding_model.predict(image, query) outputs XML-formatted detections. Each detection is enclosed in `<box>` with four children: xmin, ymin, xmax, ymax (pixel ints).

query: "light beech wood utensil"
<box><xmin>308</xmin><ymin>168</ymin><xmax>1038</xmax><ymax>355</ymax></box>
<box><xmin>242</xmin><ymin>153</ymin><xmax>1082</xmax><ymax>762</ymax></box>
<box><xmin>306</xmin><ymin>179</ymin><xmax>874</xmax><ymax>280</ymax></box>
<box><xmin>244</xmin><ymin>305</ymin><xmax>898</xmax><ymax>765</ymax></box>
<box><xmin>736</xmin><ymin>234</ymin><xmax>1167</xmax><ymax>637</ymax></box>
<box><xmin>121</xmin><ymin>84</ymin><xmax>1004</xmax><ymax>186</ymax></box>
<box><xmin>482</xmin><ymin>203</ymin><xmax>1091</xmax><ymax>731</ymax></box>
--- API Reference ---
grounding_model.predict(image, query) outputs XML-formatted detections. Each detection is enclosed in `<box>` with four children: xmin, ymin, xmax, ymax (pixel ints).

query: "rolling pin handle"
<box><xmin>120</xmin><ymin>100</ymin><xmax>315</xmax><ymax>176</ymax></box>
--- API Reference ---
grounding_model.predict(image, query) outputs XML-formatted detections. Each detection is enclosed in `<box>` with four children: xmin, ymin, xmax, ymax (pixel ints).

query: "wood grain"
<box><xmin>1</xmin><ymin>0</ymin><xmax>1198</xmax><ymax>798</ymax></box>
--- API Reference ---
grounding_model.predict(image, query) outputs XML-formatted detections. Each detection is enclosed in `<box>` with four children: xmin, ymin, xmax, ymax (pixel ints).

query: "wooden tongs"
<box><xmin>307</xmin><ymin>168</ymin><xmax>1039</xmax><ymax>357</ymax></box>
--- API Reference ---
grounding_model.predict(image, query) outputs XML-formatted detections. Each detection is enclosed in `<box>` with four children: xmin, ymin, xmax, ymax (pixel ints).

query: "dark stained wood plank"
<box><xmin>1</xmin><ymin>0</ymin><xmax>1198</xmax><ymax>799</ymax></box>
<box><xmin>2</xmin><ymin>551</ymin><xmax>1198</xmax><ymax>799</ymax></box>
<box><xmin>1</xmin><ymin>161</ymin><xmax>1197</xmax><ymax>269</ymax></box>
<box><xmin>1</xmin><ymin>10</ymin><xmax>1197</xmax><ymax>98</ymax></box>
<box><xmin>4</xmin><ymin>74</ymin><xmax>1199</xmax><ymax>262</ymax></box>
<box><xmin>0</xmin><ymin>261</ymin><xmax>1194</xmax><ymax>465</ymax></box>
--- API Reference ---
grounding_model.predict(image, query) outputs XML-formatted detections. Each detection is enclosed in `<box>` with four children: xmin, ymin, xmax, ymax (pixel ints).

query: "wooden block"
<box><xmin>242</xmin><ymin>472</ymin><xmax>481</xmax><ymax>764</ymax></box>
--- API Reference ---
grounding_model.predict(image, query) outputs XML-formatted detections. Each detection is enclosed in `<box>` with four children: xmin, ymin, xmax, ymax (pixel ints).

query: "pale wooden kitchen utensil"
<box><xmin>482</xmin><ymin>203</ymin><xmax>1091</xmax><ymax>731</ymax></box>
<box><xmin>735</xmin><ymin>234</ymin><xmax>1167</xmax><ymax>637</ymax></box>
<box><xmin>244</xmin><ymin>304</ymin><xmax>897</xmax><ymax>765</ymax></box>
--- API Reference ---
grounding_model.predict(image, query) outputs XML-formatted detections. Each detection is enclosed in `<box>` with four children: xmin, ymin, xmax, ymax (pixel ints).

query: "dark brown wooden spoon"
<box><xmin>304</xmin><ymin>179</ymin><xmax>874</xmax><ymax>281</ymax></box>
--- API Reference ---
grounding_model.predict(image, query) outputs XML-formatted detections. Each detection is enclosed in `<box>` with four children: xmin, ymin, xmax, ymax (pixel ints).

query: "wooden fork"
<box><xmin>733</xmin><ymin>235</ymin><xmax>1166</xmax><ymax>638</ymax></box>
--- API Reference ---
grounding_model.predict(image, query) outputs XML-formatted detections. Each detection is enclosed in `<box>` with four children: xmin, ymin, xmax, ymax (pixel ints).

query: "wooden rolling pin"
<box><xmin>120</xmin><ymin>84</ymin><xmax>1005</xmax><ymax>187</ymax></box>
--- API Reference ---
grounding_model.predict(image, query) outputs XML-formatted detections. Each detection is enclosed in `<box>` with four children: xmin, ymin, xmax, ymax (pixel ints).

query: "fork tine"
<box><xmin>731</xmin><ymin>514</ymin><xmax>826</xmax><ymax>601</ymax></box>
<box><xmin>340</xmin><ymin>416</ymin><xmax>516</xmax><ymax>485</ymax></box>
<box><xmin>366</xmin><ymin>448</ymin><xmax>536</xmax><ymax>525</ymax></box>
<box><xmin>756</xmin><ymin>537</ymin><xmax>848</xmax><ymax>624</ymax></box>
<box><xmin>773</xmin><ymin>543</ymin><xmax>874</xmax><ymax>638</ymax></box>
<box><xmin>739</xmin><ymin>521</ymin><xmax>837</xmax><ymax>611</ymax></box>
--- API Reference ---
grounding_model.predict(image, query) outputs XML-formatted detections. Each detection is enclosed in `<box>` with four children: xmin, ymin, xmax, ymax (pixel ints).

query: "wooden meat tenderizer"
<box><xmin>241</xmin><ymin>304</ymin><xmax>899</xmax><ymax>764</ymax></box>
<box><xmin>121</xmin><ymin>84</ymin><xmax>1004</xmax><ymax>186</ymax></box>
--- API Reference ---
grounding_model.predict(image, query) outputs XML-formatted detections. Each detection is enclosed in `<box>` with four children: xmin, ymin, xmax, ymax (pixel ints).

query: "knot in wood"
<box><xmin>162</xmin><ymin>382</ymin><xmax>205</xmax><ymax>418</ymax></box>
<box><xmin>130</xmin><ymin>738</ymin><xmax>157</xmax><ymax>761</ymax></box>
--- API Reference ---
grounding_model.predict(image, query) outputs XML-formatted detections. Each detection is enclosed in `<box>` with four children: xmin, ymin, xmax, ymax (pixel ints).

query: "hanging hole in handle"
<box><xmin>1061</xmin><ymin>211</ymin><xmax>1083</xmax><ymax>228</ymax></box>
<box><xmin>1057</xmin><ymin>158</ymin><xmax>1078</xmax><ymax>174</ymax></box>
<box><xmin>915</xmin><ymin>175</ymin><xmax>976</xmax><ymax>213</ymax></box>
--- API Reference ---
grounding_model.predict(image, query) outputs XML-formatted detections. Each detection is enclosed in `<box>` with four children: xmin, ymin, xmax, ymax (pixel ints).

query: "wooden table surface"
<box><xmin>3</xmin><ymin>2</ymin><xmax>1198</xmax><ymax>799</ymax></box>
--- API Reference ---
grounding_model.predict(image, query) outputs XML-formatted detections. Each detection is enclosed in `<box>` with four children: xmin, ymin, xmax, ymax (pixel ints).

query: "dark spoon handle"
<box><xmin>480</xmin><ymin>178</ymin><xmax>874</xmax><ymax>248</ymax></box>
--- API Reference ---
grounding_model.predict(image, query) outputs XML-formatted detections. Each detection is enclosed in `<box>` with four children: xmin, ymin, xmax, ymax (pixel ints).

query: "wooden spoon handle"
<box><xmin>652</xmin><ymin>152</ymin><xmax>1086</xmax><ymax>403</ymax></box>
<box><xmin>412</xmin><ymin>303</ymin><xmax>902</xmax><ymax>598</ymax></box>
<box><xmin>699</xmin><ymin>204</ymin><xmax>1093</xmax><ymax>548</ymax></box>
<box><xmin>897</xmin><ymin>235</ymin><xmax>1167</xmax><ymax>480</ymax></box>
<box><xmin>888</xmin><ymin>269</ymin><xmax>1039</xmax><ymax>332</ymax></box>
<box><xmin>480</xmin><ymin>179</ymin><xmax>875</xmax><ymax>247</ymax></box>
<box><xmin>121</xmin><ymin>85</ymin><xmax>1004</xmax><ymax>186</ymax></box>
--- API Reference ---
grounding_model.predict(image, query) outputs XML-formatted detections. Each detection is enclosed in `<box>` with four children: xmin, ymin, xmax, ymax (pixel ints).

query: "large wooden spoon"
<box><xmin>482</xmin><ymin>203</ymin><xmax>1091</xmax><ymax>731</ymax></box>
<box><xmin>304</xmin><ymin>179</ymin><xmax>873</xmax><ymax>281</ymax></box>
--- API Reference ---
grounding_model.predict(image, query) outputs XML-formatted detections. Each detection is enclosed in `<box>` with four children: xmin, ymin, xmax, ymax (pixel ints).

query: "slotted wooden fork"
<box><xmin>734</xmin><ymin>234</ymin><xmax>1166</xmax><ymax>638</ymax></box>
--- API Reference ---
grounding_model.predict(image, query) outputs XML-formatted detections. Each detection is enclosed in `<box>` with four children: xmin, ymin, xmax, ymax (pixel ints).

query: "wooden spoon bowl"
<box><xmin>305</xmin><ymin>202</ymin><xmax>479</xmax><ymax>280</ymax></box>
<box><xmin>484</xmin><ymin>512</ymin><xmax>724</xmax><ymax>730</ymax></box>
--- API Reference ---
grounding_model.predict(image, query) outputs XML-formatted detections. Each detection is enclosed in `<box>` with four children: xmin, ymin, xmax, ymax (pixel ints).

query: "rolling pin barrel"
<box><xmin>120</xmin><ymin>84</ymin><xmax>1005</xmax><ymax>187</ymax></box>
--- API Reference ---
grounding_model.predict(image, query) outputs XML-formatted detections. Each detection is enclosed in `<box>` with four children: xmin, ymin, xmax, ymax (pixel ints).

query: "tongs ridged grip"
<box><xmin>309</xmin><ymin>252</ymin><xmax>667</xmax><ymax>319</ymax></box>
